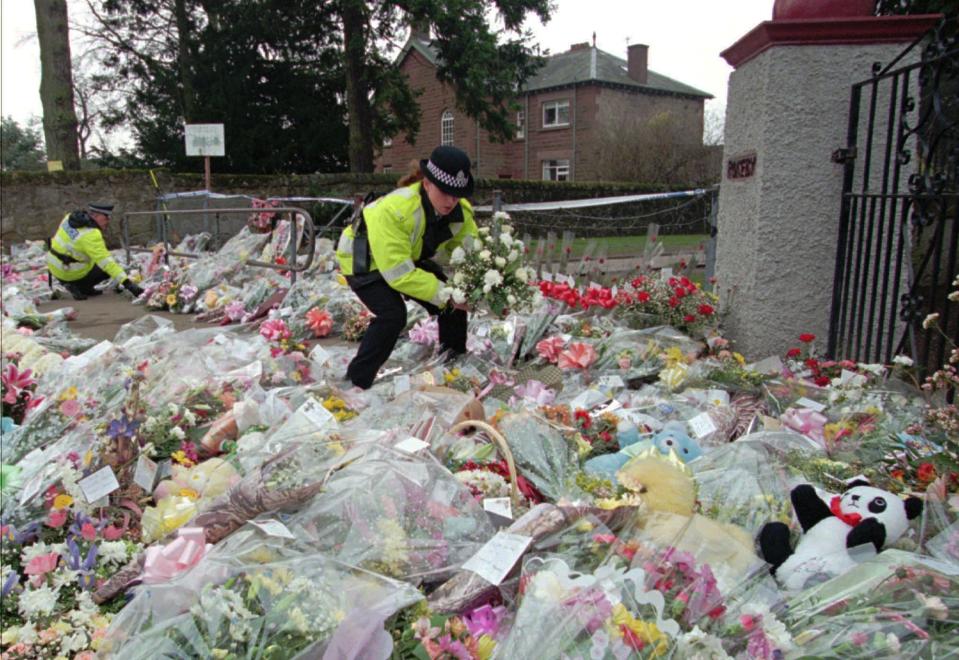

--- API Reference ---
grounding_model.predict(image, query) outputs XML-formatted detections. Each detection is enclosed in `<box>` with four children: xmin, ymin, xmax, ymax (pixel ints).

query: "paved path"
<box><xmin>37</xmin><ymin>294</ymin><xmax>204</xmax><ymax>342</ymax></box>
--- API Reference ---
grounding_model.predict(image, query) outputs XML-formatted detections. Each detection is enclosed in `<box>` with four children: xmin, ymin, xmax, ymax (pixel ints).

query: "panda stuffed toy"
<box><xmin>758</xmin><ymin>480</ymin><xmax>922</xmax><ymax>591</ymax></box>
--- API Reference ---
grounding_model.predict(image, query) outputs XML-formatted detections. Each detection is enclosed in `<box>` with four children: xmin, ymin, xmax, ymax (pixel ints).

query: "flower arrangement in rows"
<box><xmin>142</xmin><ymin>270</ymin><xmax>199</xmax><ymax>313</ymax></box>
<box><xmin>2</xmin><ymin>354</ymin><xmax>43</xmax><ymax>425</ymax></box>
<box><xmin>616</xmin><ymin>274</ymin><xmax>718</xmax><ymax>334</ymax></box>
<box><xmin>343</xmin><ymin>307</ymin><xmax>373</xmax><ymax>342</ymax></box>
<box><xmin>445</xmin><ymin>212</ymin><xmax>536</xmax><ymax>317</ymax></box>
<box><xmin>1</xmin><ymin>487</ymin><xmax>143</xmax><ymax>658</ymax></box>
<box><xmin>536</xmin><ymin>280</ymin><xmax>626</xmax><ymax>311</ymax></box>
<box><xmin>258</xmin><ymin>318</ymin><xmax>313</xmax><ymax>386</ymax></box>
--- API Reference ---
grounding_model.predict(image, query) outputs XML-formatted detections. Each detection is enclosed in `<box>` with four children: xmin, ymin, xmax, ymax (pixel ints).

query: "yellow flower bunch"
<box><xmin>610</xmin><ymin>603</ymin><xmax>669</xmax><ymax>656</ymax></box>
<box><xmin>58</xmin><ymin>386</ymin><xmax>78</xmax><ymax>402</ymax></box>
<box><xmin>322</xmin><ymin>396</ymin><xmax>357</xmax><ymax>422</ymax></box>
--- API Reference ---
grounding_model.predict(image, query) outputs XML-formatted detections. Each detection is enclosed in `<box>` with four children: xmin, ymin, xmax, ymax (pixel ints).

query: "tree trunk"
<box><xmin>341</xmin><ymin>0</ymin><xmax>374</xmax><ymax>172</ymax></box>
<box><xmin>174</xmin><ymin>0</ymin><xmax>197</xmax><ymax>122</ymax></box>
<box><xmin>34</xmin><ymin>0</ymin><xmax>80</xmax><ymax>170</ymax></box>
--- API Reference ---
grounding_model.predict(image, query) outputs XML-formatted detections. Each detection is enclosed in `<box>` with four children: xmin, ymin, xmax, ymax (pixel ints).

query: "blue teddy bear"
<box><xmin>584</xmin><ymin>420</ymin><xmax>703</xmax><ymax>478</ymax></box>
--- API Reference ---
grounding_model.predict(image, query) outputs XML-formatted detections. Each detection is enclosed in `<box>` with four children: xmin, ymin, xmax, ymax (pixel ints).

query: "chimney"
<box><xmin>627</xmin><ymin>43</ymin><xmax>648</xmax><ymax>84</ymax></box>
<box><xmin>409</xmin><ymin>19</ymin><xmax>430</xmax><ymax>43</ymax></box>
<box><xmin>569</xmin><ymin>42</ymin><xmax>590</xmax><ymax>52</ymax></box>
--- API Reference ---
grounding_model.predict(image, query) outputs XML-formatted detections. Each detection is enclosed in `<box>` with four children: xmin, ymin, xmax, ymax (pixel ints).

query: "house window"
<box><xmin>542</xmin><ymin>159</ymin><xmax>570</xmax><ymax>181</ymax></box>
<box><xmin>542</xmin><ymin>100</ymin><xmax>569</xmax><ymax>128</ymax></box>
<box><xmin>516</xmin><ymin>111</ymin><xmax>525</xmax><ymax>139</ymax></box>
<box><xmin>383</xmin><ymin>137</ymin><xmax>393</xmax><ymax>148</ymax></box>
<box><xmin>441</xmin><ymin>110</ymin><xmax>454</xmax><ymax>146</ymax></box>
<box><xmin>382</xmin><ymin>165</ymin><xmax>392</xmax><ymax>174</ymax></box>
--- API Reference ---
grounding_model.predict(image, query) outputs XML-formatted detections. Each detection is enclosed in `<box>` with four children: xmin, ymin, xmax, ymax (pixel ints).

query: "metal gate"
<box><xmin>828</xmin><ymin>19</ymin><xmax>958</xmax><ymax>376</ymax></box>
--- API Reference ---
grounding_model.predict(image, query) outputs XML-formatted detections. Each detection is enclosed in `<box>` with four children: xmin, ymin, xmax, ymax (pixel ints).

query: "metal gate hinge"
<box><xmin>832</xmin><ymin>147</ymin><xmax>857</xmax><ymax>164</ymax></box>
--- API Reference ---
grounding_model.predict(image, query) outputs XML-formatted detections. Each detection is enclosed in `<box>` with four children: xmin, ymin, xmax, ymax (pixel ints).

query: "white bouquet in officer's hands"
<box><xmin>442</xmin><ymin>212</ymin><xmax>538</xmax><ymax>317</ymax></box>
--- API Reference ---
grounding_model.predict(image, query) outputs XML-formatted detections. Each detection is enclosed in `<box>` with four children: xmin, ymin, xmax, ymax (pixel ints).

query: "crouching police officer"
<box><xmin>335</xmin><ymin>146</ymin><xmax>479</xmax><ymax>389</ymax></box>
<box><xmin>46</xmin><ymin>203</ymin><xmax>144</xmax><ymax>301</ymax></box>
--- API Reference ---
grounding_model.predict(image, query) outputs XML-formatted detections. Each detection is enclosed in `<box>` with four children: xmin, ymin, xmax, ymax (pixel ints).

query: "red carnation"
<box><xmin>698</xmin><ymin>303</ymin><xmax>714</xmax><ymax>316</ymax></box>
<box><xmin>799</xmin><ymin>333</ymin><xmax>816</xmax><ymax>343</ymax></box>
<box><xmin>786</xmin><ymin>348</ymin><xmax>801</xmax><ymax>358</ymax></box>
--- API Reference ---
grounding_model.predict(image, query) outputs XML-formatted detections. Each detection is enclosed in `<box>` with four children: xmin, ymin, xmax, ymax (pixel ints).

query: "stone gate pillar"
<box><xmin>714</xmin><ymin>11</ymin><xmax>940</xmax><ymax>359</ymax></box>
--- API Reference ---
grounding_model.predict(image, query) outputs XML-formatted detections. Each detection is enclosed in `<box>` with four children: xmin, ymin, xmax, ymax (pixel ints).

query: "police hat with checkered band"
<box><xmin>420</xmin><ymin>146</ymin><xmax>474</xmax><ymax>198</ymax></box>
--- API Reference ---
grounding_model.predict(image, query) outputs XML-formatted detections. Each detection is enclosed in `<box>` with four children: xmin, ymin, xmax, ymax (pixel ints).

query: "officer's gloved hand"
<box><xmin>122</xmin><ymin>279</ymin><xmax>145</xmax><ymax>298</ymax></box>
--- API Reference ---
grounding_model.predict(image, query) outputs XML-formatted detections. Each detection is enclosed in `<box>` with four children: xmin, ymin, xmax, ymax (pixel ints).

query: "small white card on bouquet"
<box><xmin>298</xmin><ymin>398</ymin><xmax>335</xmax><ymax>429</ymax></box>
<box><xmin>483</xmin><ymin>497</ymin><xmax>513</xmax><ymax>520</ymax></box>
<box><xmin>133</xmin><ymin>455</ymin><xmax>159</xmax><ymax>491</ymax></box>
<box><xmin>78</xmin><ymin>466</ymin><xmax>120</xmax><ymax>503</ymax></box>
<box><xmin>687</xmin><ymin>412</ymin><xmax>717</xmax><ymax>439</ymax></box>
<box><xmin>462</xmin><ymin>532</ymin><xmax>532</xmax><ymax>585</ymax></box>
<box><xmin>250</xmin><ymin>518</ymin><xmax>296</xmax><ymax>539</ymax></box>
<box><xmin>796</xmin><ymin>397</ymin><xmax>827</xmax><ymax>412</ymax></box>
<box><xmin>394</xmin><ymin>436</ymin><xmax>430</xmax><ymax>454</ymax></box>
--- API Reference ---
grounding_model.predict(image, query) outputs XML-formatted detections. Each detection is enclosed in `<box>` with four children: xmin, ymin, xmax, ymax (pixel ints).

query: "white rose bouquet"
<box><xmin>443</xmin><ymin>212</ymin><xmax>537</xmax><ymax>317</ymax></box>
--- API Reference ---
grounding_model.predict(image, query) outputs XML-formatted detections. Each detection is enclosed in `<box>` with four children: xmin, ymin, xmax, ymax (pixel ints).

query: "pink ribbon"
<box><xmin>512</xmin><ymin>380</ymin><xmax>556</xmax><ymax>406</ymax></box>
<box><xmin>781</xmin><ymin>407</ymin><xmax>827</xmax><ymax>443</ymax></box>
<box><xmin>142</xmin><ymin>527</ymin><xmax>210</xmax><ymax>584</ymax></box>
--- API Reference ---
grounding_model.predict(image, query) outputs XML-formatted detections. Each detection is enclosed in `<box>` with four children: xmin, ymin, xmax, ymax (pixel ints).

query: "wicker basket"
<box><xmin>449</xmin><ymin>419</ymin><xmax>521</xmax><ymax>509</ymax></box>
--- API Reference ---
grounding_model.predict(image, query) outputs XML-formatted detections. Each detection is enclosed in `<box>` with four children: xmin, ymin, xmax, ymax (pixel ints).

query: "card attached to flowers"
<box><xmin>462</xmin><ymin>531</ymin><xmax>533</xmax><ymax>585</ymax></box>
<box><xmin>78</xmin><ymin>465</ymin><xmax>121</xmax><ymax>503</ymax></box>
<box><xmin>249</xmin><ymin>518</ymin><xmax>297</xmax><ymax>539</ymax></box>
<box><xmin>133</xmin><ymin>455</ymin><xmax>160</xmax><ymax>491</ymax></box>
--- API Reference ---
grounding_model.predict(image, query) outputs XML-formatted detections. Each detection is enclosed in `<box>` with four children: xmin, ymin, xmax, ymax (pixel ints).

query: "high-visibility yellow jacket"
<box><xmin>46</xmin><ymin>212</ymin><xmax>129</xmax><ymax>283</ymax></box>
<box><xmin>335</xmin><ymin>182</ymin><xmax>477</xmax><ymax>305</ymax></box>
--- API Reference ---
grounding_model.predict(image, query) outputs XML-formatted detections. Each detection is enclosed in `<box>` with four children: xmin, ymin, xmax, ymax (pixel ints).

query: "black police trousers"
<box><xmin>345</xmin><ymin>276</ymin><xmax>467</xmax><ymax>389</ymax></box>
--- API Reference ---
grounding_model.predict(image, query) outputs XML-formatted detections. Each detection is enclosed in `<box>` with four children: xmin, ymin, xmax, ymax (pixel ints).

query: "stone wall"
<box><xmin>0</xmin><ymin>169</ymin><xmax>708</xmax><ymax>248</ymax></box>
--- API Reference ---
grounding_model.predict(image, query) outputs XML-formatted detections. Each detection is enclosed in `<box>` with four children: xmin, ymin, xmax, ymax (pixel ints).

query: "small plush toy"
<box><xmin>584</xmin><ymin>420</ymin><xmax>703</xmax><ymax>478</ymax></box>
<box><xmin>759</xmin><ymin>480</ymin><xmax>922</xmax><ymax>590</ymax></box>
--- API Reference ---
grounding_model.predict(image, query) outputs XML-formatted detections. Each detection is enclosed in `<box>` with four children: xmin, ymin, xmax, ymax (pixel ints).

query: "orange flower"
<box><xmin>917</xmin><ymin>462</ymin><xmax>937</xmax><ymax>483</ymax></box>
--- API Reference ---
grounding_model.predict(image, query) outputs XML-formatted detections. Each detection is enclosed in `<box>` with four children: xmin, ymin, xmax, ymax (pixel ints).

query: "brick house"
<box><xmin>375</xmin><ymin>34</ymin><xmax>712</xmax><ymax>182</ymax></box>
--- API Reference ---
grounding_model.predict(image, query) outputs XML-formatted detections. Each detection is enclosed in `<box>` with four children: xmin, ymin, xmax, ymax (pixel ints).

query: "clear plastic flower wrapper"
<box><xmin>692</xmin><ymin>431</ymin><xmax>821</xmax><ymax>536</ymax></box>
<box><xmin>495</xmin><ymin>411</ymin><xmax>587</xmax><ymax>503</ymax></box>
<box><xmin>357</xmin><ymin>385</ymin><xmax>484</xmax><ymax>438</ymax></box>
<box><xmin>100</xmin><ymin>542</ymin><xmax>423</xmax><ymax>659</ymax></box>
<box><xmin>469</xmin><ymin>315</ymin><xmax>525</xmax><ymax>367</ymax></box>
<box><xmin>782</xmin><ymin>549</ymin><xmax>959</xmax><ymax>658</ymax></box>
<box><xmin>287</xmin><ymin>444</ymin><xmax>494</xmax><ymax>584</ymax></box>
<box><xmin>176</xmin><ymin>225</ymin><xmax>272</xmax><ymax>294</ymax></box>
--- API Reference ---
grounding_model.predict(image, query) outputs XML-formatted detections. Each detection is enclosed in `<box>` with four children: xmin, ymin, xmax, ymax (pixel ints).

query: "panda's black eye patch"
<box><xmin>666</xmin><ymin>439</ymin><xmax>674</xmax><ymax>445</ymax></box>
<box><xmin>868</xmin><ymin>497</ymin><xmax>887</xmax><ymax>514</ymax></box>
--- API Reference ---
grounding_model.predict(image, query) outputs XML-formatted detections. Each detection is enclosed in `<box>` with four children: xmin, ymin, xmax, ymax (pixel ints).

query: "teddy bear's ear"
<box><xmin>846</xmin><ymin>478</ymin><xmax>871</xmax><ymax>489</ymax></box>
<box><xmin>904</xmin><ymin>496</ymin><xmax>923</xmax><ymax>520</ymax></box>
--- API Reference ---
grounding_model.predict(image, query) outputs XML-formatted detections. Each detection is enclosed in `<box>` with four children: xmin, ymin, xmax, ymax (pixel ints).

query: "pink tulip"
<box><xmin>46</xmin><ymin>509</ymin><xmax>68</xmax><ymax>528</ymax></box>
<box><xmin>557</xmin><ymin>342</ymin><xmax>597</xmax><ymax>370</ymax></box>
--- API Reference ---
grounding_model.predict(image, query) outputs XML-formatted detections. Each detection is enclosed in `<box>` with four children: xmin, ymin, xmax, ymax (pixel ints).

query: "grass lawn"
<box><xmin>555</xmin><ymin>234</ymin><xmax>708</xmax><ymax>258</ymax></box>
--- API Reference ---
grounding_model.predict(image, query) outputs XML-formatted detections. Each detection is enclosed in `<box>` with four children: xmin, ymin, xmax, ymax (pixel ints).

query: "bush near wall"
<box><xmin>0</xmin><ymin>169</ymin><xmax>711</xmax><ymax>246</ymax></box>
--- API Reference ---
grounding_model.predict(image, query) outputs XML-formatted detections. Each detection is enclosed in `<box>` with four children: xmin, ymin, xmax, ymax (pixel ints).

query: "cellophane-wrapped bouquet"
<box><xmin>446</xmin><ymin>212</ymin><xmax>537</xmax><ymax>317</ymax></box>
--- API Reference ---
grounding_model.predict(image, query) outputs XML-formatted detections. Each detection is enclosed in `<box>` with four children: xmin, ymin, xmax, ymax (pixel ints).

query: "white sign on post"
<box><xmin>184</xmin><ymin>124</ymin><xmax>225</xmax><ymax>157</ymax></box>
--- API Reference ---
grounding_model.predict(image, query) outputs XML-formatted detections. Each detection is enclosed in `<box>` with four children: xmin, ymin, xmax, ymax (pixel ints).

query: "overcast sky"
<box><xmin>1</xmin><ymin>0</ymin><xmax>773</xmax><ymax>131</ymax></box>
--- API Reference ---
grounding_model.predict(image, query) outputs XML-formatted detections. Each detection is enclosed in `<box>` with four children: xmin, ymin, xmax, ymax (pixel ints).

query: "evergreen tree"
<box><xmin>0</xmin><ymin>117</ymin><xmax>46</xmax><ymax>171</ymax></box>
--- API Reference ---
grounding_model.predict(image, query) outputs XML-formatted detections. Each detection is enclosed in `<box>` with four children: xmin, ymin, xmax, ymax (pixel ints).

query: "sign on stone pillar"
<box><xmin>713</xmin><ymin>14</ymin><xmax>940</xmax><ymax>360</ymax></box>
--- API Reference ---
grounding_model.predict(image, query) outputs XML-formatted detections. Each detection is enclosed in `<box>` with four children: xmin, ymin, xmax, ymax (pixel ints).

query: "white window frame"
<box><xmin>441</xmin><ymin>110</ymin><xmax>454</xmax><ymax>146</ymax></box>
<box><xmin>382</xmin><ymin>165</ymin><xmax>392</xmax><ymax>174</ymax></box>
<box><xmin>516</xmin><ymin>110</ymin><xmax>525</xmax><ymax>139</ymax></box>
<box><xmin>542</xmin><ymin>100</ymin><xmax>570</xmax><ymax>128</ymax></box>
<box><xmin>542</xmin><ymin>159</ymin><xmax>570</xmax><ymax>181</ymax></box>
<box><xmin>382</xmin><ymin>136</ymin><xmax>393</xmax><ymax>147</ymax></box>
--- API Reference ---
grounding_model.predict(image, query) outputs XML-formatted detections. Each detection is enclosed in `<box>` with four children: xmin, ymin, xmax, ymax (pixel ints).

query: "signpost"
<box><xmin>184</xmin><ymin>123</ymin><xmax>225</xmax><ymax>190</ymax></box>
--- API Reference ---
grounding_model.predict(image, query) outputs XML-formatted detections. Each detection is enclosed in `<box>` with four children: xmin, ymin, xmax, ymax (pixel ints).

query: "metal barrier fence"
<box><xmin>120</xmin><ymin>207</ymin><xmax>316</xmax><ymax>285</ymax></box>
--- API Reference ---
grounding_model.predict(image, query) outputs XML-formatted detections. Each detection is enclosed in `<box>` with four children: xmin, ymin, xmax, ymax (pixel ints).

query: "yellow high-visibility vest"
<box><xmin>335</xmin><ymin>182</ymin><xmax>477</xmax><ymax>305</ymax></box>
<box><xmin>46</xmin><ymin>213</ymin><xmax>128</xmax><ymax>283</ymax></box>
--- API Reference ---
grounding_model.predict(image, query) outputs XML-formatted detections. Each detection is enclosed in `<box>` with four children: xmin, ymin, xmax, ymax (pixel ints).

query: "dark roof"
<box><xmin>397</xmin><ymin>36</ymin><xmax>712</xmax><ymax>99</ymax></box>
<box><xmin>525</xmin><ymin>46</ymin><xmax>712</xmax><ymax>98</ymax></box>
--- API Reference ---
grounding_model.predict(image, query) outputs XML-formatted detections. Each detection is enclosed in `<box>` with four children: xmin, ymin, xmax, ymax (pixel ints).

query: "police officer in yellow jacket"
<box><xmin>336</xmin><ymin>146</ymin><xmax>479</xmax><ymax>389</ymax></box>
<box><xmin>47</xmin><ymin>203</ymin><xmax>144</xmax><ymax>301</ymax></box>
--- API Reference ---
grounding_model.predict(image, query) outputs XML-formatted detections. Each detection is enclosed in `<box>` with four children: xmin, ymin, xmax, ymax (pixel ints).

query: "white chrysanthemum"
<box><xmin>51</xmin><ymin>568</ymin><xmax>79</xmax><ymax>590</ymax></box>
<box><xmin>494</xmin><ymin>256</ymin><xmax>507</xmax><ymax>268</ymax></box>
<box><xmin>183</xmin><ymin>410</ymin><xmax>197</xmax><ymax>426</ymax></box>
<box><xmin>512</xmin><ymin>239</ymin><xmax>524</xmax><ymax>252</ymax></box>
<box><xmin>450</xmin><ymin>247</ymin><xmax>466</xmax><ymax>265</ymax></box>
<box><xmin>499</xmin><ymin>233</ymin><xmax>512</xmax><ymax>247</ymax></box>
<box><xmin>507</xmin><ymin>294</ymin><xmax>517</xmax><ymax>305</ymax></box>
<box><xmin>144</xmin><ymin>416</ymin><xmax>158</xmax><ymax>431</ymax></box>
<box><xmin>492</xmin><ymin>211</ymin><xmax>511</xmax><ymax>223</ymax></box>
<box><xmin>508</xmin><ymin>249</ymin><xmax>519</xmax><ymax>262</ymax></box>
<box><xmin>170</xmin><ymin>426</ymin><xmax>186</xmax><ymax>440</ymax></box>
<box><xmin>452</xmin><ymin>289</ymin><xmax>467</xmax><ymax>304</ymax></box>
<box><xmin>478</xmin><ymin>226</ymin><xmax>490</xmax><ymax>236</ymax></box>
<box><xmin>453</xmin><ymin>272</ymin><xmax>465</xmax><ymax>285</ymax></box>
<box><xmin>479</xmin><ymin>249</ymin><xmax>492</xmax><ymax>262</ymax></box>
<box><xmin>98</xmin><ymin>541</ymin><xmax>130</xmax><ymax>565</ymax></box>
<box><xmin>18</xmin><ymin>585</ymin><xmax>59</xmax><ymax>618</ymax></box>
<box><xmin>437</xmin><ymin>287</ymin><xmax>454</xmax><ymax>304</ymax></box>
<box><xmin>60</xmin><ymin>631</ymin><xmax>89</xmax><ymax>655</ymax></box>
<box><xmin>515</xmin><ymin>267</ymin><xmax>529</xmax><ymax>283</ymax></box>
<box><xmin>168</xmin><ymin>402</ymin><xmax>179</xmax><ymax>415</ymax></box>
<box><xmin>893</xmin><ymin>355</ymin><xmax>914</xmax><ymax>367</ymax></box>
<box><xmin>483</xmin><ymin>270</ymin><xmax>503</xmax><ymax>287</ymax></box>
<box><xmin>674</xmin><ymin>627</ymin><xmax>732</xmax><ymax>659</ymax></box>
<box><xmin>20</xmin><ymin>541</ymin><xmax>54</xmax><ymax>565</ymax></box>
